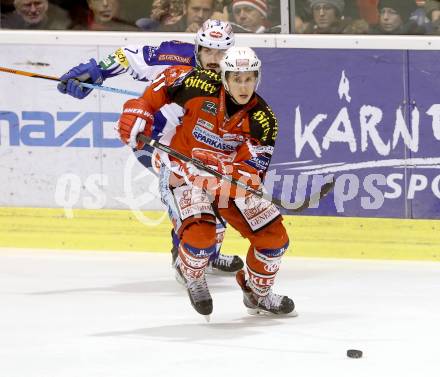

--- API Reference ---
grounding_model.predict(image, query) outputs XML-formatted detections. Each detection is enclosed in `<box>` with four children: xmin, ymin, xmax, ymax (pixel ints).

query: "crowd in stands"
<box><xmin>0</xmin><ymin>0</ymin><xmax>439</xmax><ymax>35</ymax></box>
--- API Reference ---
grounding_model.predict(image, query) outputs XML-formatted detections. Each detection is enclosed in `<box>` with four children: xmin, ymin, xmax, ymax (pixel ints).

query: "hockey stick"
<box><xmin>0</xmin><ymin>66</ymin><xmax>141</xmax><ymax>97</ymax></box>
<box><xmin>137</xmin><ymin>134</ymin><xmax>335</xmax><ymax>213</ymax></box>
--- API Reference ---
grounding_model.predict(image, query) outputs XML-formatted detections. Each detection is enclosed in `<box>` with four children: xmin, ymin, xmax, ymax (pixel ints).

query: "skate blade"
<box><xmin>203</xmin><ymin>314</ymin><xmax>211</xmax><ymax>323</ymax></box>
<box><xmin>247</xmin><ymin>308</ymin><xmax>299</xmax><ymax>317</ymax></box>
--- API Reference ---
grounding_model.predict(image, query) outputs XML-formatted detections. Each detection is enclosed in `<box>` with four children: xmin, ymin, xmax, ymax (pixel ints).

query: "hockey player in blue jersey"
<box><xmin>57</xmin><ymin>19</ymin><xmax>244</xmax><ymax>275</ymax></box>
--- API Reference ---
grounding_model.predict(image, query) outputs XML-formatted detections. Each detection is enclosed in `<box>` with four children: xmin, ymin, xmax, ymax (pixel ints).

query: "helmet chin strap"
<box><xmin>229</xmin><ymin>93</ymin><xmax>241</xmax><ymax>105</ymax></box>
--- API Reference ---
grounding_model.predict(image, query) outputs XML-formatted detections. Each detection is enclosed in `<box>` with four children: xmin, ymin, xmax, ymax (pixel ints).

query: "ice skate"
<box><xmin>207</xmin><ymin>252</ymin><xmax>244</xmax><ymax>274</ymax></box>
<box><xmin>176</xmin><ymin>265</ymin><xmax>213</xmax><ymax>320</ymax></box>
<box><xmin>236</xmin><ymin>270</ymin><xmax>297</xmax><ymax>316</ymax></box>
<box><xmin>173</xmin><ymin>256</ymin><xmax>186</xmax><ymax>286</ymax></box>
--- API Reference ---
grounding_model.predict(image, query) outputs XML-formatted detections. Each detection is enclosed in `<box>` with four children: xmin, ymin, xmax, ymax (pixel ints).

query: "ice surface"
<box><xmin>0</xmin><ymin>248</ymin><xmax>439</xmax><ymax>377</ymax></box>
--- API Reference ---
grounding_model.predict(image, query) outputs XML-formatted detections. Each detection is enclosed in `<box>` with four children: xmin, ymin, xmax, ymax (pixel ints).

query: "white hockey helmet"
<box><xmin>195</xmin><ymin>19</ymin><xmax>235</xmax><ymax>65</ymax></box>
<box><xmin>220</xmin><ymin>46</ymin><xmax>262</xmax><ymax>92</ymax></box>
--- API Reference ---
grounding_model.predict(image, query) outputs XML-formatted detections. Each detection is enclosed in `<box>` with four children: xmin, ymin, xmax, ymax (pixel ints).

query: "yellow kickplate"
<box><xmin>0</xmin><ymin>207</ymin><xmax>439</xmax><ymax>261</ymax></box>
<box><xmin>0</xmin><ymin>207</ymin><xmax>172</xmax><ymax>252</ymax></box>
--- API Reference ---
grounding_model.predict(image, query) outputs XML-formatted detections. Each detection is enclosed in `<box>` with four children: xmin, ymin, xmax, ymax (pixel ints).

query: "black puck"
<box><xmin>347</xmin><ymin>349</ymin><xmax>363</xmax><ymax>358</ymax></box>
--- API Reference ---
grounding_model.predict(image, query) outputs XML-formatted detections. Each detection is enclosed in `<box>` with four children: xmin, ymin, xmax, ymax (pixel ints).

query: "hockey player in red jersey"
<box><xmin>57</xmin><ymin>19</ymin><xmax>244</xmax><ymax>276</ymax></box>
<box><xmin>117</xmin><ymin>46</ymin><xmax>295</xmax><ymax>319</ymax></box>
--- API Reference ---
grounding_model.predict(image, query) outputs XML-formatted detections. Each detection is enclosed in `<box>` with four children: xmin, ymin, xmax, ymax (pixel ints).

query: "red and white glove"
<box><xmin>182</xmin><ymin>149</ymin><xmax>261</xmax><ymax>198</ymax></box>
<box><xmin>117</xmin><ymin>98</ymin><xmax>154</xmax><ymax>149</ymax></box>
<box><xmin>181</xmin><ymin>150</ymin><xmax>230</xmax><ymax>192</ymax></box>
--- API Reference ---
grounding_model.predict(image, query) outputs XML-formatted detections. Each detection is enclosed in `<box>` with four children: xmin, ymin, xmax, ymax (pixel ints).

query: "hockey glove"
<box><xmin>117</xmin><ymin>98</ymin><xmax>154</xmax><ymax>149</ymax></box>
<box><xmin>182</xmin><ymin>163</ymin><xmax>221</xmax><ymax>192</ymax></box>
<box><xmin>182</xmin><ymin>149</ymin><xmax>261</xmax><ymax>198</ymax></box>
<box><xmin>181</xmin><ymin>150</ymin><xmax>231</xmax><ymax>192</ymax></box>
<box><xmin>57</xmin><ymin>58</ymin><xmax>103</xmax><ymax>99</ymax></box>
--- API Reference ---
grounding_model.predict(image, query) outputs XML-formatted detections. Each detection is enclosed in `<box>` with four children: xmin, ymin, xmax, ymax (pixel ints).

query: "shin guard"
<box><xmin>179</xmin><ymin>242</ymin><xmax>216</xmax><ymax>280</ymax></box>
<box><xmin>245</xmin><ymin>242</ymin><xmax>289</xmax><ymax>297</ymax></box>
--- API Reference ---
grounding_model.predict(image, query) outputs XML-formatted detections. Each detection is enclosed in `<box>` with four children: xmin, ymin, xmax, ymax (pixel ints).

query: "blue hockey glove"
<box><xmin>57</xmin><ymin>58</ymin><xmax>103</xmax><ymax>99</ymax></box>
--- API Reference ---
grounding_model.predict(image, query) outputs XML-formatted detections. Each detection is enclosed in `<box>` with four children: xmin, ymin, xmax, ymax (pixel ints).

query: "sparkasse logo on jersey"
<box><xmin>192</xmin><ymin>125</ymin><xmax>240</xmax><ymax>151</ymax></box>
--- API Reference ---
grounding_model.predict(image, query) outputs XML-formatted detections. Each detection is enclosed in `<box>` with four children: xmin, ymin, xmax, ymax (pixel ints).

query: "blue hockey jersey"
<box><xmin>98</xmin><ymin>41</ymin><xmax>196</xmax><ymax>84</ymax></box>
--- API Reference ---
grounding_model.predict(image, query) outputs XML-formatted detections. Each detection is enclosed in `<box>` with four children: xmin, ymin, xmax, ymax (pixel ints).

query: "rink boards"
<box><xmin>1</xmin><ymin>33</ymin><xmax>440</xmax><ymax>260</ymax></box>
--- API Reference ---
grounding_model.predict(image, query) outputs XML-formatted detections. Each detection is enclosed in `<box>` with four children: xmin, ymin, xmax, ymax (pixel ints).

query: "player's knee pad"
<box><xmin>246</xmin><ymin>241</ymin><xmax>289</xmax><ymax>296</ymax></box>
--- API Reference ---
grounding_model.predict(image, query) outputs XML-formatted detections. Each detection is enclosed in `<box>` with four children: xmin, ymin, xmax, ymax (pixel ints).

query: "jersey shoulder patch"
<box><xmin>162</xmin><ymin>65</ymin><xmax>194</xmax><ymax>85</ymax></box>
<box><xmin>249</xmin><ymin>96</ymin><xmax>278</xmax><ymax>145</ymax></box>
<box><xmin>114</xmin><ymin>47</ymin><xmax>129</xmax><ymax>68</ymax></box>
<box><xmin>165</xmin><ymin>68</ymin><xmax>221</xmax><ymax>106</ymax></box>
<box><xmin>180</xmin><ymin>69</ymin><xmax>221</xmax><ymax>97</ymax></box>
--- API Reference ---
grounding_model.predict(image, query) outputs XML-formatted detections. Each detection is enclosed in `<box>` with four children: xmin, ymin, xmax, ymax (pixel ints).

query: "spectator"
<box><xmin>425</xmin><ymin>0</ymin><xmax>440</xmax><ymax>22</ymax></box>
<box><xmin>1</xmin><ymin>0</ymin><xmax>71</xmax><ymax>29</ymax></box>
<box><xmin>211</xmin><ymin>0</ymin><xmax>230</xmax><ymax>21</ymax></box>
<box><xmin>230</xmin><ymin>0</ymin><xmax>280</xmax><ymax>33</ymax></box>
<box><xmin>136</xmin><ymin>0</ymin><xmax>183</xmax><ymax>31</ymax></box>
<box><xmin>302</xmin><ymin>0</ymin><xmax>369</xmax><ymax>34</ymax></box>
<box><xmin>369</xmin><ymin>0</ymin><xmax>423</xmax><ymax>34</ymax></box>
<box><xmin>424</xmin><ymin>0</ymin><xmax>440</xmax><ymax>34</ymax></box>
<box><xmin>295</xmin><ymin>0</ymin><xmax>364</xmax><ymax>32</ymax></box>
<box><xmin>76</xmin><ymin>0</ymin><xmax>138</xmax><ymax>31</ymax></box>
<box><xmin>293</xmin><ymin>0</ymin><xmax>312</xmax><ymax>32</ymax></box>
<box><xmin>294</xmin><ymin>15</ymin><xmax>307</xmax><ymax>33</ymax></box>
<box><xmin>295</xmin><ymin>0</ymin><xmax>312</xmax><ymax>22</ymax></box>
<box><xmin>159</xmin><ymin>0</ymin><xmax>215</xmax><ymax>32</ymax></box>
